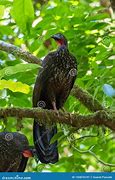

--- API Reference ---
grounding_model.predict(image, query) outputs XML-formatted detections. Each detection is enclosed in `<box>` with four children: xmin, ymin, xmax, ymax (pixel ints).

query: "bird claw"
<box><xmin>55</xmin><ymin>110</ymin><xmax>59</xmax><ymax>117</ymax></box>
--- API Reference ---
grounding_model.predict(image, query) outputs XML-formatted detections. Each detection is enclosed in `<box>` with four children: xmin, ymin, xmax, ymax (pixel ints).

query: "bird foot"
<box><xmin>55</xmin><ymin>110</ymin><xmax>60</xmax><ymax>117</ymax></box>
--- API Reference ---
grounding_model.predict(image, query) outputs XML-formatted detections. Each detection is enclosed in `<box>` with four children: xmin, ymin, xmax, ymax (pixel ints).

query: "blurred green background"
<box><xmin>0</xmin><ymin>0</ymin><xmax>115</xmax><ymax>172</ymax></box>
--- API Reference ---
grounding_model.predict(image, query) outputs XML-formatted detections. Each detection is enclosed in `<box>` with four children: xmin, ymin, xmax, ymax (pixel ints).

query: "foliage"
<box><xmin>0</xmin><ymin>0</ymin><xmax>115</xmax><ymax>172</ymax></box>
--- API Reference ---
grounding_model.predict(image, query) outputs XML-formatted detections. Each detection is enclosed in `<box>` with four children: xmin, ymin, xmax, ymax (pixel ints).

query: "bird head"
<box><xmin>51</xmin><ymin>33</ymin><xmax>68</xmax><ymax>47</ymax></box>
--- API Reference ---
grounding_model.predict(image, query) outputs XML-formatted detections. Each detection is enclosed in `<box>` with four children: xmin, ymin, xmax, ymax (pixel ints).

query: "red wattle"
<box><xmin>22</xmin><ymin>150</ymin><xmax>33</xmax><ymax>158</ymax></box>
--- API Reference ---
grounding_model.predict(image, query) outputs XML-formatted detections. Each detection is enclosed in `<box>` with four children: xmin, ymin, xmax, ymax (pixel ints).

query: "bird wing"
<box><xmin>57</xmin><ymin>54</ymin><xmax>77</xmax><ymax>108</ymax></box>
<box><xmin>33</xmin><ymin>52</ymin><xmax>57</xmax><ymax>107</ymax></box>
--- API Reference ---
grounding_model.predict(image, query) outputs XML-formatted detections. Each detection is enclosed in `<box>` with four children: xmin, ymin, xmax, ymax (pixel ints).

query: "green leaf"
<box><xmin>93</xmin><ymin>86</ymin><xmax>100</xmax><ymax>100</ymax></box>
<box><xmin>11</xmin><ymin>0</ymin><xmax>34</xmax><ymax>33</ymax></box>
<box><xmin>0</xmin><ymin>80</ymin><xmax>30</xmax><ymax>94</ymax></box>
<box><xmin>0</xmin><ymin>63</ymin><xmax>39</xmax><ymax>79</ymax></box>
<box><xmin>0</xmin><ymin>25</ymin><xmax>13</xmax><ymax>35</ymax></box>
<box><xmin>0</xmin><ymin>5</ymin><xmax>5</xmax><ymax>18</ymax></box>
<box><xmin>50</xmin><ymin>131</ymin><xmax>64</xmax><ymax>144</ymax></box>
<box><xmin>0</xmin><ymin>0</ymin><xmax>12</xmax><ymax>6</ymax></box>
<box><xmin>0</xmin><ymin>99</ymin><xmax>6</xmax><ymax>107</ymax></box>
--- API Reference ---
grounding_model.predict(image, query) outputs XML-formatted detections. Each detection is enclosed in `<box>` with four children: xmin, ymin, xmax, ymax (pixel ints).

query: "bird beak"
<box><xmin>51</xmin><ymin>34</ymin><xmax>59</xmax><ymax>40</ymax></box>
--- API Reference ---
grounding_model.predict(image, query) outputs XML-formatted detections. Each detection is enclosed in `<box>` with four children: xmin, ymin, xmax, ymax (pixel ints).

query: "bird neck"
<box><xmin>58</xmin><ymin>44</ymin><xmax>68</xmax><ymax>52</ymax></box>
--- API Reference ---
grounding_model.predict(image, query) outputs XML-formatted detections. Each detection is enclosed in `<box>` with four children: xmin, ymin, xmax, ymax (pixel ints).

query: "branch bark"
<box><xmin>0</xmin><ymin>40</ymin><xmax>41</xmax><ymax>65</ymax></box>
<box><xmin>71</xmin><ymin>85</ymin><xmax>105</xmax><ymax>112</ymax></box>
<box><xmin>0</xmin><ymin>107</ymin><xmax>114</xmax><ymax>131</ymax></box>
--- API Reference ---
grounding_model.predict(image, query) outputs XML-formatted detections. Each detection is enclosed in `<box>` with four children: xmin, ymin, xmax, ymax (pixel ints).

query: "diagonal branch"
<box><xmin>71</xmin><ymin>85</ymin><xmax>105</xmax><ymax>112</ymax></box>
<box><xmin>0</xmin><ymin>107</ymin><xmax>114</xmax><ymax>131</ymax></box>
<box><xmin>0</xmin><ymin>40</ymin><xmax>41</xmax><ymax>65</ymax></box>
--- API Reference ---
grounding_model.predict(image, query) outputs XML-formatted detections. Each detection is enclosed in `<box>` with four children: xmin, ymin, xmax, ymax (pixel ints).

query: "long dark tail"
<box><xmin>33</xmin><ymin>119</ymin><xmax>58</xmax><ymax>164</ymax></box>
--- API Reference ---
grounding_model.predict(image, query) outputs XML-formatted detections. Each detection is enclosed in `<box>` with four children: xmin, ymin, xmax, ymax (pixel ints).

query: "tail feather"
<box><xmin>33</xmin><ymin>119</ymin><xmax>58</xmax><ymax>164</ymax></box>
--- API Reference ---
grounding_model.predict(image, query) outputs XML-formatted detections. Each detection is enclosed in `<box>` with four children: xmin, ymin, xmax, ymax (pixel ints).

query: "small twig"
<box><xmin>70</xmin><ymin>134</ymin><xmax>99</xmax><ymax>142</ymax></box>
<box><xmin>67</xmin><ymin>137</ymin><xmax>115</xmax><ymax>167</ymax></box>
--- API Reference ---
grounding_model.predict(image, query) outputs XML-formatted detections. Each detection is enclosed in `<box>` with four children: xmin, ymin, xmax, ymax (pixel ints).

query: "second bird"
<box><xmin>33</xmin><ymin>33</ymin><xmax>77</xmax><ymax>164</ymax></box>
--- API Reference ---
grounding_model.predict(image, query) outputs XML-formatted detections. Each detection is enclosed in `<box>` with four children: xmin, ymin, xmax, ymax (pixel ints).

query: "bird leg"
<box><xmin>52</xmin><ymin>101</ymin><xmax>57</xmax><ymax>111</ymax></box>
<box><xmin>52</xmin><ymin>101</ymin><xmax>59</xmax><ymax>117</ymax></box>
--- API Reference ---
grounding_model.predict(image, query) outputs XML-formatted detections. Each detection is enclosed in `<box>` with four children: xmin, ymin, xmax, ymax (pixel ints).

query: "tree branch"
<box><xmin>0</xmin><ymin>40</ymin><xmax>105</xmax><ymax>113</ymax></box>
<box><xmin>68</xmin><ymin>143</ymin><xmax>115</xmax><ymax>167</ymax></box>
<box><xmin>0</xmin><ymin>40</ymin><xmax>41</xmax><ymax>65</ymax></box>
<box><xmin>0</xmin><ymin>107</ymin><xmax>114</xmax><ymax>131</ymax></box>
<box><xmin>71</xmin><ymin>85</ymin><xmax>105</xmax><ymax>112</ymax></box>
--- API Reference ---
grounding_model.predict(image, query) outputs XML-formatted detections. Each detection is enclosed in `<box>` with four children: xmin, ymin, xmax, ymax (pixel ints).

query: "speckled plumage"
<box><xmin>33</xmin><ymin>34</ymin><xmax>77</xmax><ymax>164</ymax></box>
<box><xmin>33</xmin><ymin>46</ymin><xmax>77</xmax><ymax>109</ymax></box>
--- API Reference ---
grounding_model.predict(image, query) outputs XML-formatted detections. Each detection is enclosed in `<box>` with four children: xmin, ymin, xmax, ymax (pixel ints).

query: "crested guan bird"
<box><xmin>0</xmin><ymin>132</ymin><xmax>33</xmax><ymax>172</ymax></box>
<box><xmin>33</xmin><ymin>33</ymin><xmax>77</xmax><ymax>164</ymax></box>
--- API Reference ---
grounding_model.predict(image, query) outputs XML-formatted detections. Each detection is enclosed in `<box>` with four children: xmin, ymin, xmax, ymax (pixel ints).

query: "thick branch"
<box><xmin>0</xmin><ymin>107</ymin><xmax>114</xmax><ymax>131</ymax></box>
<box><xmin>0</xmin><ymin>40</ymin><xmax>41</xmax><ymax>64</ymax></box>
<box><xmin>71</xmin><ymin>85</ymin><xmax>105</xmax><ymax>112</ymax></box>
